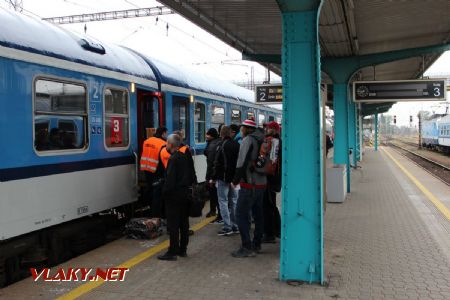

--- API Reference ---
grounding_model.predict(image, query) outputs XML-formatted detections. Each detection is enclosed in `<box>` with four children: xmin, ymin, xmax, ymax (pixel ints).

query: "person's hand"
<box><xmin>209</xmin><ymin>180</ymin><xmax>215</xmax><ymax>187</ymax></box>
<box><xmin>231</xmin><ymin>183</ymin><xmax>236</xmax><ymax>189</ymax></box>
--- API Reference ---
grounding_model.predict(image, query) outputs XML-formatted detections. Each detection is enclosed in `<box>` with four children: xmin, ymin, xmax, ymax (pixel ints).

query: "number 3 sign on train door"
<box><xmin>111</xmin><ymin>117</ymin><xmax>123</xmax><ymax>144</ymax></box>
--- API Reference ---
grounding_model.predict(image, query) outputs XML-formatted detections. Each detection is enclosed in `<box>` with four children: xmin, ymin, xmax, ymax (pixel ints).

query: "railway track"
<box><xmin>388</xmin><ymin>143</ymin><xmax>450</xmax><ymax>186</ymax></box>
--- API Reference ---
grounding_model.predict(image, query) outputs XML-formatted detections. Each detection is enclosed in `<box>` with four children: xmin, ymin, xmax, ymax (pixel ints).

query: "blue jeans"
<box><xmin>217</xmin><ymin>180</ymin><xmax>238</xmax><ymax>231</ymax></box>
<box><xmin>236</xmin><ymin>187</ymin><xmax>264</xmax><ymax>249</ymax></box>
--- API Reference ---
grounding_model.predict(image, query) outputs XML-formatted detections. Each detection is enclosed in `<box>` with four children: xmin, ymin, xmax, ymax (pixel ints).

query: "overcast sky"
<box><xmin>2</xmin><ymin>0</ymin><xmax>449</xmax><ymax>126</ymax></box>
<box><xmin>1</xmin><ymin>0</ymin><xmax>281</xmax><ymax>84</ymax></box>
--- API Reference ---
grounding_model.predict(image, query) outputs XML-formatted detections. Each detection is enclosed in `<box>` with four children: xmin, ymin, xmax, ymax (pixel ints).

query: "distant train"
<box><xmin>421</xmin><ymin>113</ymin><xmax>450</xmax><ymax>152</ymax></box>
<box><xmin>0</xmin><ymin>8</ymin><xmax>281</xmax><ymax>285</ymax></box>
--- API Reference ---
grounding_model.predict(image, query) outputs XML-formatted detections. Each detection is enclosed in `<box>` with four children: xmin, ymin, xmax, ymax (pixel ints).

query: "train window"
<box><xmin>104</xmin><ymin>88</ymin><xmax>129</xmax><ymax>148</ymax></box>
<box><xmin>231</xmin><ymin>109</ymin><xmax>241</xmax><ymax>124</ymax></box>
<box><xmin>247</xmin><ymin>111</ymin><xmax>255</xmax><ymax>121</ymax></box>
<box><xmin>258</xmin><ymin>113</ymin><xmax>265</xmax><ymax>126</ymax></box>
<box><xmin>195</xmin><ymin>102</ymin><xmax>206</xmax><ymax>143</ymax></box>
<box><xmin>211</xmin><ymin>105</ymin><xmax>225</xmax><ymax>129</ymax></box>
<box><xmin>34</xmin><ymin>79</ymin><xmax>87</xmax><ymax>152</ymax></box>
<box><xmin>152</xmin><ymin>99</ymin><xmax>159</xmax><ymax>128</ymax></box>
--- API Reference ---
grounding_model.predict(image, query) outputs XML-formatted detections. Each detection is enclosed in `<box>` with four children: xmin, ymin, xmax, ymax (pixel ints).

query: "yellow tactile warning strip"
<box><xmin>57</xmin><ymin>216</ymin><xmax>216</xmax><ymax>300</ymax></box>
<box><xmin>382</xmin><ymin>147</ymin><xmax>450</xmax><ymax>221</ymax></box>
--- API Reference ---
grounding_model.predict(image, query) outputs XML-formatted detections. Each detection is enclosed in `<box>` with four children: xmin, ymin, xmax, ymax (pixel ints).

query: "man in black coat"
<box><xmin>204</xmin><ymin>128</ymin><xmax>222</xmax><ymax>222</ymax></box>
<box><xmin>158</xmin><ymin>134</ymin><xmax>196</xmax><ymax>261</ymax></box>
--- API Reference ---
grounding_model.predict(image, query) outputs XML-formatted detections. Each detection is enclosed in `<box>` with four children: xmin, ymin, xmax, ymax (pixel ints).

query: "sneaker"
<box><xmin>217</xmin><ymin>228</ymin><xmax>233</xmax><ymax>236</ymax></box>
<box><xmin>262</xmin><ymin>236</ymin><xmax>276</xmax><ymax>244</ymax></box>
<box><xmin>232</xmin><ymin>227</ymin><xmax>239</xmax><ymax>234</ymax></box>
<box><xmin>252</xmin><ymin>244</ymin><xmax>262</xmax><ymax>254</ymax></box>
<box><xmin>157</xmin><ymin>252</ymin><xmax>177</xmax><ymax>261</ymax></box>
<box><xmin>210</xmin><ymin>218</ymin><xmax>224</xmax><ymax>225</ymax></box>
<box><xmin>231</xmin><ymin>247</ymin><xmax>256</xmax><ymax>258</ymax></box>
<box><xmin>177</xmin><ymin>250</ymin><xmax>187</xmax><ymax>257</ymax></box>
<box><xmin>206</xmin><ymin>211</ymin><xmax>216</xmax><ymax>218</ymax></box>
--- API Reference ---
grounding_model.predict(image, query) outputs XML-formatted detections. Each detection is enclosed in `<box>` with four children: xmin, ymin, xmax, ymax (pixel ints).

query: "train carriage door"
<box><xmin>172</xmin><ymin>96</ymin><xmax>191</xmax><ymax>146</ymax></box>
<box><xmin>137</xmin><ymin>90</ymin><xmax>164</xmax><ymax>156</ymax></box>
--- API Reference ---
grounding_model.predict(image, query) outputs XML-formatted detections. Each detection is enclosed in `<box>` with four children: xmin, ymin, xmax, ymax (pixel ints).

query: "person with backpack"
<box><xmin>212</xmin><ymin>126</ymin><xmax>240</xmax><ymax>236</ymax></box>
<box><xmin>262</xmin><ymin>122</ymin><xmax>282</xmax><ymax>243</ymax></box>
<box><xmin>231</xmin><ymin>119</ymin><xmax>267</xmax><ymax>258</ymax></box>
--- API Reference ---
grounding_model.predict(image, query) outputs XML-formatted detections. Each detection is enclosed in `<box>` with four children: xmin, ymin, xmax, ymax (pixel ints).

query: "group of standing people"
<box><xmin>140</xmin><ymin>118</ymin><xmax>282</xmax><ymax>260</ymax></box>
<box><xmin>204</xmin><ymin>119</ymin><xmax>282</xmax><ymax>258</ymax></box>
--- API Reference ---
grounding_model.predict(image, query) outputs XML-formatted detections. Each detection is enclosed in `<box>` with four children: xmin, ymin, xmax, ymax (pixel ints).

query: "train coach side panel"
<box><xmin>0</xmin><ymin>57</ymin><xmax>139</xmax><ymax>240</ymax></box>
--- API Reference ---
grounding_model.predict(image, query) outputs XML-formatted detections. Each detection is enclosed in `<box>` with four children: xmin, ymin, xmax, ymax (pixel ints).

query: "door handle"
<box><xmin>132</xmin><ymin>150</ymin><xmax>139</xmax><ymax>187</ymax></box>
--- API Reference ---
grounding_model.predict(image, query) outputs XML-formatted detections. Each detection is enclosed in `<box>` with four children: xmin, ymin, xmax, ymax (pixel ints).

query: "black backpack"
<box><xmin>188</xmin><ymin>183</ymin><xmax>207</xmax><ymax>217</ymax></box>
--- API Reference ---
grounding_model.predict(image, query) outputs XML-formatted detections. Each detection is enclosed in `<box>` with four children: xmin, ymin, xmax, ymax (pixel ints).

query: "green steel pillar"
<box><xmin>374</xmin><ymin>113</ymin><xmax>379</xmax><ymax>151</ymax></box>
<box><xmin>333</xmin><ymin>83</ymin><xmax>350</xmax><ymax>192</ymax></box>
<box><xmin>356</xmin><ymin>104</ymin><xmax>362</xmax><ymax>161</ymax></box>
<box><xmin>348</xmin><ymin>101</ymin><xmax>357</xmax><ymax>168</ymax></box>
<box><xmin>280</xmin><ymin>1</ymin><xmax>324</xmax><ymax>284</ymax></box>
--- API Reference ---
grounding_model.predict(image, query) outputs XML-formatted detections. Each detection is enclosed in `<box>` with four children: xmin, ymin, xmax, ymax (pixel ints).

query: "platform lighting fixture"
<box><xmin>130</xmin><ymin>82</ymin><xmax>135</xmax><ymax>93</ymax></box>
<box><xmin>189</xmin><ymin>95</ymin><xmax>194</xmax><ymax>103</ymax></box>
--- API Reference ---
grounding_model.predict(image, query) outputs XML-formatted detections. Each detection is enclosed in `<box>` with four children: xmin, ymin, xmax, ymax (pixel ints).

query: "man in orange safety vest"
<box><xmin>140</xmin><ymin>127</ymin><xmax>168</xmax><ymax>217</ymax></box>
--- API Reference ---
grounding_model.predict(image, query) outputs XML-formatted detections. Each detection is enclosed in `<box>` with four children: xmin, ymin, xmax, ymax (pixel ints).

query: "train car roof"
<box><xmin>143</xmin><ymin>54</ymin><xmax>257</xmax><ymax>103</ymax></box>
<box><xmin>439</xmin><ymin>114</ymin><xmax>450</xmax><ymax>122</ymax></box>
<box><xmin>0</xmin><ymin>8</ymin><xmax>156</xmax><ymax>82</ymax></box>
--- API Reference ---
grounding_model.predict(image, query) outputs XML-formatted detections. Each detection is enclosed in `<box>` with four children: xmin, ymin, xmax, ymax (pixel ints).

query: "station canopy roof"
<box><xmin>158</xmin><ymin>0</ymin><xmax>450</xmax><ymax>115</ymax></box>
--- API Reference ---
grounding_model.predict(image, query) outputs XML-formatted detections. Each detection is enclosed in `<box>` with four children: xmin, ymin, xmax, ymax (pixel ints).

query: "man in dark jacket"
<box><xmin>204</xmin><ymin>128</ymin><xmax>222</xmax><ymax>222</ymax></box>
<box><xmin>231</xmin><ymin>119</ymin><xmax>267</xmax><ymax>258</ymax></box>
<box><xmin>212</xmin><ymin>126</ymin><xmax>240</xmax><ymax>236</ymax></box>
<box><xmin>158</xmin><ymin>134</ymin><xmax>196</xmax><ymax>261</ymax></box>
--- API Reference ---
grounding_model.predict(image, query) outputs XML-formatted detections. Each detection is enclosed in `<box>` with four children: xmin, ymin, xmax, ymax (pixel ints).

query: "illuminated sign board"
<box><xmin>255</xmin><ymin>84</ymin><xmax>282</xmax><ymax>104</ymax></box>
<box><xmin>353</xmin><ymin>79</ymin><xmax>446</xmax><ymax>103</ymax></box>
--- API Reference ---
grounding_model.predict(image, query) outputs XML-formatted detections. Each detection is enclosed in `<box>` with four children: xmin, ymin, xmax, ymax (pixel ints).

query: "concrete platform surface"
<box><xmin>1</xmin><ymin>147</ymin><xmax>449</xmax><ymax>300</ymax></box>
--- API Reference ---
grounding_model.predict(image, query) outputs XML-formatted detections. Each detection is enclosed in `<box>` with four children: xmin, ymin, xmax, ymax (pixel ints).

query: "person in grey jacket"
<box><xmin>231</xmin><ymin>119</ymin><xmax>267</xmax><ymax>258</ymax></box>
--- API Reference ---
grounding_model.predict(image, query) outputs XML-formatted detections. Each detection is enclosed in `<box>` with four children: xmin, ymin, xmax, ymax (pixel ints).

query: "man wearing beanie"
<box><xmin>231</xmin><ymin>119</ymin><xmax>266</xmax><ymax>257</ymax></box>
<box><xmin>204</xmin><ymin>128</ymin><xmax>222</xmax><ymax>222</ymax></box>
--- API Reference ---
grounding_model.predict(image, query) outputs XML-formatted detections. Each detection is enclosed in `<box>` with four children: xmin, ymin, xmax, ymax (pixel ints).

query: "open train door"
<box><xmin>136</xmin><ymin>90</ymin><xmax>164</xmax><ymax>194</ymax></box>
<box><xmin>137</xmin><ymin>90</ymin><xmax>164</xmax><ymax>156</ymax></box>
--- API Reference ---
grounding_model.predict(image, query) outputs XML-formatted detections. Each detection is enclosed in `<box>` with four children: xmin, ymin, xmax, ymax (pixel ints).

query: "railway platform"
<box><xmin>1</xmin><ymin>148</ymin><xmax>449</xmax><ymax>300</ymax></box>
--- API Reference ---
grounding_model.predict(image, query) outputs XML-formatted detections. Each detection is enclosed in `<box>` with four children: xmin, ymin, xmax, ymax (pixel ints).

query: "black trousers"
<box><xmin>207</xmin><ymin>185</ymin><xmax>221</xmax><ymax>218</ymax></box>
<box><xmin>145</xmin><ymin>172</ymin><xmax>164</xmax><ymax>218</ymax></box>
<box><xmin>263</xmin><ymin>188</ymin><xmax>281</xmax><ymax>239</ymax></box>
<box><xmin>165</xmin><ymin>192</ymin><xmax>190</xmax><ymax>254</ymax></box>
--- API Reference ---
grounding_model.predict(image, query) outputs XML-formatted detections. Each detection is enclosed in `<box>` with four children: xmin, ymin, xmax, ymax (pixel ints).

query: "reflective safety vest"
<box><xmin>160</xmin><ymin>146</ymin><xmax>171</xmax><ymax>169</ymax></box>
<box><xmin>179</xmin><ymin>145</ymin><xmax>189</xmax><ymax>154</ymax></box>
<box><xmin>160</xmin><ymin>145</ymin><xmax>190</xmax><ymax>169</ymax></box>
<box><xmin>140</xmin><ymin>137</ymin><xmax>166</xmax><ymax>173</ymax></box>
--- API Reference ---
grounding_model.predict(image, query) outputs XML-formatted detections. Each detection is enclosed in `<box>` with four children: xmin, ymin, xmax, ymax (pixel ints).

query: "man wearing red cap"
<box><xmin>231</xmin><ymin>119</ymin><xmax>266</xmax><ymax>257</ymax></box>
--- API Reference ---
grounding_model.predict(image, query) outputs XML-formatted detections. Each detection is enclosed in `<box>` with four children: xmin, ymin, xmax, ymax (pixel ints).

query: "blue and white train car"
<box><xmin>437</xmin><ymin>114</ymin><xmax>450</xmax><ymax>150</ymax></box>
<box><xmin>421</xmin><ymin>115</ymin><xmax>441</xmax><ymax>148</ymax></box>
<box><xmin>0</xmin><ymin>7</ymin><xmax>281</xmax><ymax>255</ymax></box>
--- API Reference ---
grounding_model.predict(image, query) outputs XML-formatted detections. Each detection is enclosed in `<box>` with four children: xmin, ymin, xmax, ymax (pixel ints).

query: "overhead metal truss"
<box><xmin>43</xmin><ymin>6</ymin><xmax>174</xmax><ymax>25</ymax></box>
